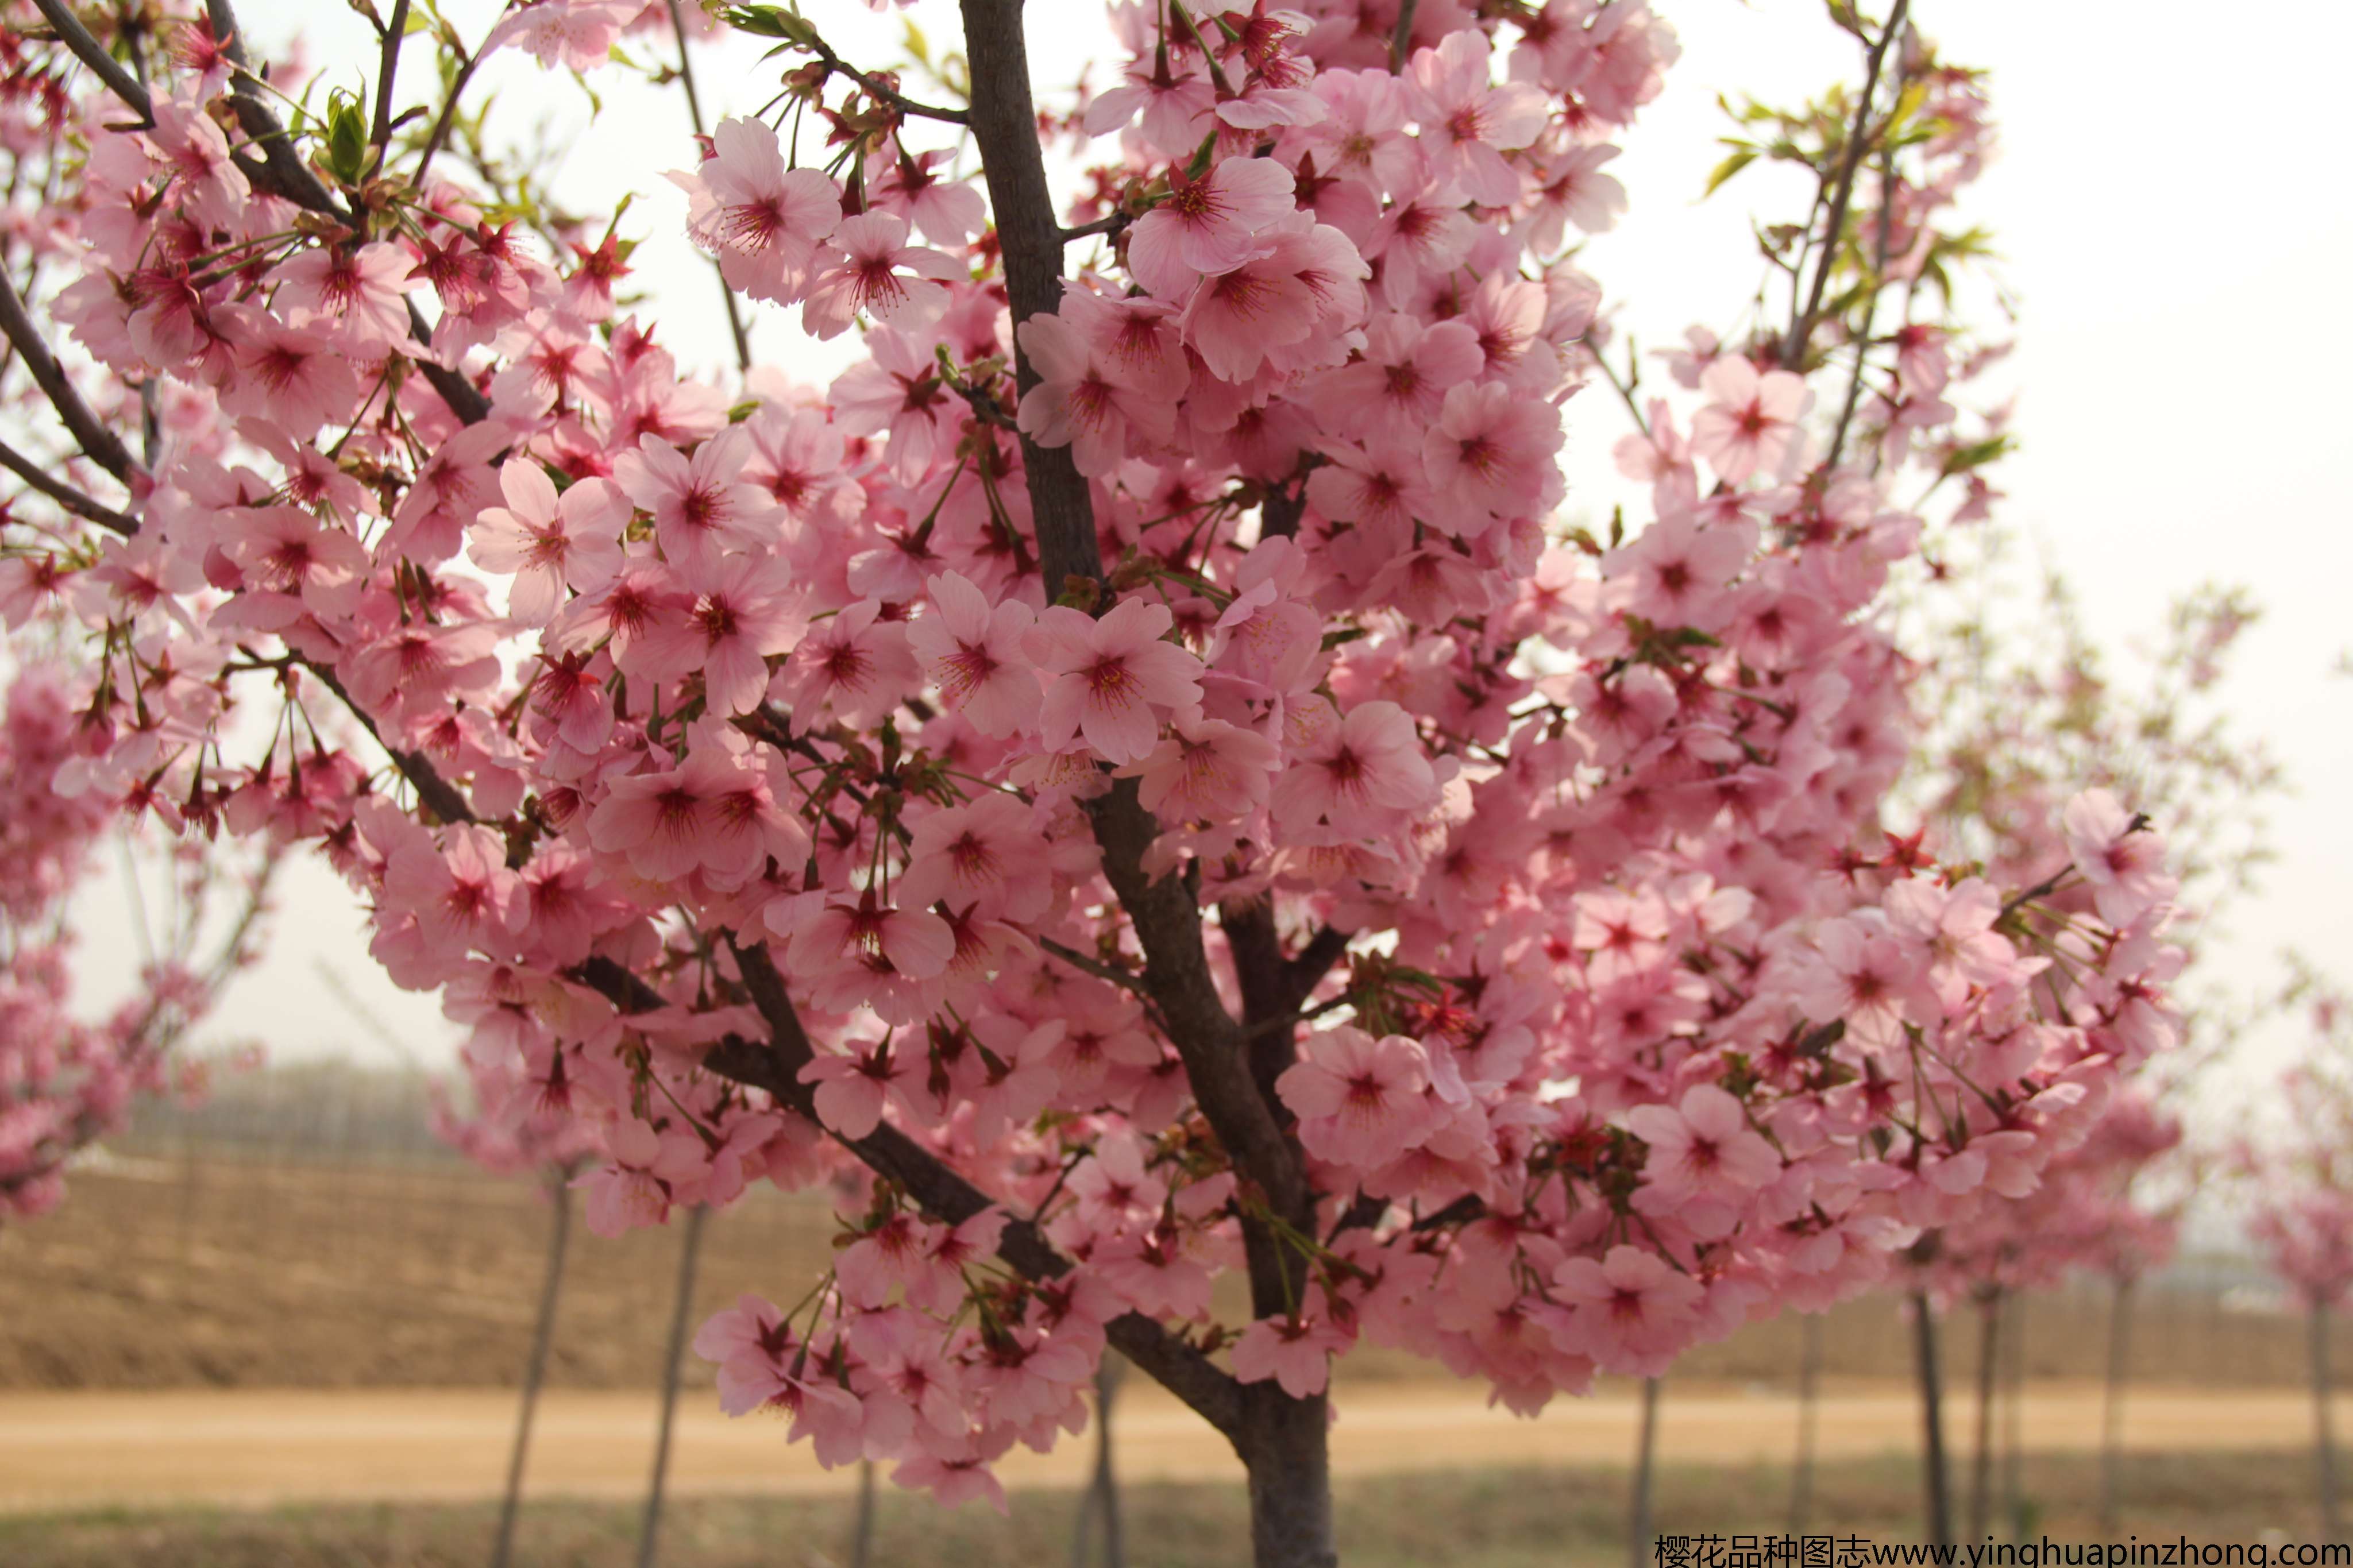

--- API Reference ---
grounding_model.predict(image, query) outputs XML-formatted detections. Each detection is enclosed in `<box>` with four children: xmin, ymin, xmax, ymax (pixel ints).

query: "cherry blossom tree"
<box><xmin>2244</xmin><ymin>984</ymin><xmax>2353</xmax><ymax>1546</ymax></box>
<box><xmin>0</xmin><ymin>662</ymin><xmax>279</xmax><ymax>1218</ymax></box>
<box><xmin>430</xmin><ymin>1036</ymin><xmax>599</xmax><ymax>1568</ymax></box>
<box><xmin>0</xmin><ymin>1</ymin><xmax>2191</xmax><ymax>1561</ymax></box>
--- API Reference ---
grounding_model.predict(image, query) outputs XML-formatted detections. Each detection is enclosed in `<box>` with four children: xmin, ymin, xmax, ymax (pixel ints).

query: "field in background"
<box><xmin>1</xmin><ymin>1450</ymin><xmax>2339</xmax><ymax>1568</ymax></box>
<box><xmin>0</xmin><ymin>1147</ymin><xmax>2324</xmax><ymax>1394</ymax></box>
<box><xmin>1</xmin><ymin>1067</ymin><xmax>2344</xmax><ymax>1563</ymax></box>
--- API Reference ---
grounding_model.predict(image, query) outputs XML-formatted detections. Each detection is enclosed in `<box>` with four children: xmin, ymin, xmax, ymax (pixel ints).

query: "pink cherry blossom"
<box><xmin>468</xmin><ymin>461</ymin><xmax>627</xmax><ymax>625</ymax></box>
<box><xmin>677</xmin><ymin>117</ymin><xmax>842</xmax><ymax>304</ymax></box>
<box><xmin>612</xmin><ymin>430</ymin><xmax>781</xmax><ymax>587</ymax></box>
<box><xmin>907</xmin><ymin>572</ymin><xmax>1042</xmax><ymax>737</ymax></box>
<box><xmin>1125</xmin><ymin>157</ymin><xmax>1299</xmax><ymax>300</ymax></box>
<box><xmin>1689</xmin><ymin>357</ymin><xmax>1814</xmax><ymax>485</ymax></box>
<box><xmin>1031</xmin><ymin>598</ymin><xmax>1203</xmax><ymax>766</ymax></box>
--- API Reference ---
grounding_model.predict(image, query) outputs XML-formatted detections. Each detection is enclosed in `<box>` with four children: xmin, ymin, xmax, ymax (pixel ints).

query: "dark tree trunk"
<box><xmin>1912</xmin><ymin>1292</ymin><xmax>1954</xmax><ymax>1551</ymax></box>
<box><xmin>491</xmin><ymin>1173</ymin><xmax>572</xmax><ymax>1568</ymax></box>
<box><xmin>954</xmin><ymin>5</ymin><xmax>1338</xmax><ymax>1562</ymax></box>
<box><xmin>1239</xmin><ymin>1387</ymin><xmax>1338</xmax><ymax>1568</ymax></box>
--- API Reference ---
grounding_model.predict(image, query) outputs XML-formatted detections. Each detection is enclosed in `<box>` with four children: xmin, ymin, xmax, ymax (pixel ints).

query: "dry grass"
<box><xmin>0</xmin><ymin>1449</ymin><xmax>2336</xmax><ymax>1568</ymax></box>
<box><xmin>0</xmin><ymin>1157</ymin><xmax>2328</xmax><ymax>1393</ymax></box>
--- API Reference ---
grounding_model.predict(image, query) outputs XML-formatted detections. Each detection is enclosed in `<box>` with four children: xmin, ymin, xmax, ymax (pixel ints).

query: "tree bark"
<box><xmin>1912</xmin><ymin>1292</ymin><xmax>1953</xmax><ymax>1551</ymax></box>
<box><xmin>2099</xmin><ymin>1277</ymin><xmax>2134</xmax><ymax>1540</ymax></box>
<box><xmin>1789</xmin><ymin>1314</ymin><xmax>1823</xmax><ymax>1537</ymax></box>
<box><xmin>1967</xmin><ymin>1289</ymin><xmax>2000</xmax><ymax>1544</ymax></box>
<box><xmin>2000</xmin><ymin>1290</ymin><xmax>2024</xmax><ymax>1537</ymax></box>
<box><xmin>1071</xmin><ymin>1355</ymin><xmax>1128</xmax><ymax>1568</ymax></box>
<box><xmin>1239</xmin><ymin>1386</ymin><xmax>1338</xmax><ymax>1568</ymax></box>
<box><xmin>636</xmin><ymin>1204</ymin><xmax>708</xmax><ymax>1568</ymax></box>
<box><xmin>2317</xmin><ymin>1301</ymin><xmax>2342</xmax><ymax>1544</ymax></box>
<box><xmin>1630</xmin><ymin>1377</ymin><xmax>1662</xmax><ymax>1568</ymax></box>
<box><xmin>851</xmin><ymin>1460</ymin><xmax>877</xmax><ymax>1567</ymax></box>
<box><xmin>954</xmin><ymin>9</ymin><xmax>1336</xmax><ymax>1562</ymax></box>
<box><xmin>491</xmin><ymin>1173</ymin><xmax>572</xmax><ymax>1568</ymax></box>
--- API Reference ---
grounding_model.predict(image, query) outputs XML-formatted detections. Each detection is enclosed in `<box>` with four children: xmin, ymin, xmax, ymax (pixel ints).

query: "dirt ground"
<box><xmin>1</xmin><ymin>1449</ymin><xmax>2334</xmax><ymax>1568</ymax></box>
<box><xmin>0</xmin><ymin>1160</ymin><xmax>2326</xmax><ymax>1393</ymax></box>
<box><xmin>0</xmin><ymin>1377</ymin><xmax>2336</xmax><ymax>1515</ymax></box>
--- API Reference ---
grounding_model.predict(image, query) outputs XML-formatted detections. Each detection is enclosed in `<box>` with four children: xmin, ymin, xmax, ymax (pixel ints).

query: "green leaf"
<box><xmin>322</xmin><ymin>88</ymin><xmax>370</xmax><ymax>186</ymax></box>
<box><xmin>1939</xmin><ymin>435</ymin><xmax>2015</xmax><ymax>477</ymax></box>
<box><xmin>903</xmin><ymin>17</ymin><xmax>931</xmax><ymax>67</ymax></box>
<box><xmin>721</xmin><ymin>3</ymin><xmax>816</xmax><ymax>47</ymax></box>
<box><xmin>1184</xmin><ymin>130</ymin><xmax>1217</xmax><ymax>180</ymax></box>
<box><xmin>1703</xmin><ymin>144</ymin><xmax>1758</xmax><ymax>197</ymax></box>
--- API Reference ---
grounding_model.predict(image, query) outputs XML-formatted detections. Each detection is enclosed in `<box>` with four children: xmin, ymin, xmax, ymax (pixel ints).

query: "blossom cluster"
<box><xmin>0</xmin><ymin>0</ymin><xmax>2184</xmax><ymax>1509</ymax></box>
<box><xmin>0</xmin><ymin>667</ymin><xmax>270</xmax><ymax>1218</ymax></box>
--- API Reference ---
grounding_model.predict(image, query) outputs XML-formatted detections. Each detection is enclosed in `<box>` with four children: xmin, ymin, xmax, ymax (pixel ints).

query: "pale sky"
<box><xmin>70</xmin><ymin>1</ymin><xmax>2353</xmax><ymax>1132</ymax></box>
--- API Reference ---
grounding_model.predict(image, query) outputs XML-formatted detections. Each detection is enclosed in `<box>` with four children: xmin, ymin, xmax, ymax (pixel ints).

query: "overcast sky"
<box><xmin>67</xmin><ymin>2</ymin><xmax>2353</xmax><ymax>1129</ymax></box>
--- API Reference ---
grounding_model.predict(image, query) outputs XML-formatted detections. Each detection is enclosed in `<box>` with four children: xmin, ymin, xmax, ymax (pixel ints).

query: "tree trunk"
<box><xmin>1966</xmin><ymin>1289</ymin><xmax>2000</xmax><ymax>1544</ymax></box>
<box><xmin>2099</xmin><ymin>1277</ymin><xmax>2134</xmax><ymax>1540</ymax></box>
<box><xmin>1912</xmin><ymin>1292</ymin><xmax>1954</xmax><ymax>1551</ymax></box>
<box><xmin>1790</xmin><ymin>1314</ymin><xmax>1823</xmax><ymax>1536</ymax></box>
<box><xmin>851</xmin><ymin>1460</ymin><xmax>876</xmax><ymax>1567</ymax></box>
<box><xmin>955</xmin><ymin>5</ymin><xmax>1336</xmax><ymax>1562</ymax></box>
<box><xmin>2317</xmin><ymin>1301</ymin><xmax>2342</xmax><ymax>1544</ymax></box>
<box><xmin>635</xmin><ymin>1204</ymin><xmax>707</xmax><ymax>1568</ymax></box>
<box><xmin>2001</xmin><ymin>1290</ymin><xmax>2024</xmax><ymax>1537</ymax></box>
<box><xmin>1238</xmin><ymin>1387</ymin><xmax>1337</xmax><ymax>1568</ymax></box>
<box><xmin>1071</xmin><ymin>1355</ymin><xmax>1127</xmax><ymax>1568</ymax></box>
<box><xmin>1630</xmin><ymin>1377</ymin><xmax>1662</xmax><ymax>1568</ymax></box>
<box><xmin>491</xmin><ymin>1173</ymin><xmax>572</xmax><ymax>1568</ymax></box>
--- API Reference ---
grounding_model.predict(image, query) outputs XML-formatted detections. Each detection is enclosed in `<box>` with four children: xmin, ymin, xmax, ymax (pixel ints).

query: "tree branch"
<box><xmin>957</xmin><ymin>0</ymin><xmax>1101</xmax><ymax>599</ymax></box>
<box><xmin>960</xmin><ymin>0</ymin><xmax>1314</xmax><ymax>1281</ymax></box>
<box><xmin>1059</xmin><ymin>211</ymin><xmax>1133</xmax><ymax>245</ymax></box>
<box><xmin>1781</xmin><ymin>0</ymin><xmax>1908</xmax><ymax>368</ymax></box>
<box><xmin>666</xmin><ymin>0</ymin><xmax>754</xmax><ymax>375</ymax></box>
<box><xmin>1038</xmin><ymin>935</ymin><xmax>1148</xmax><ymax>995</ymax></box>
<box><xmin>300</xmin><ymin>659</ymin><xmax>481</xmax><ymax>826</ymax></box>
<box><xmin>1390</xmin><ymin>0</ymin><xmax>1420</xmax><ymax>73</ymax></box>
<box><xmin>187</xmin><ymin>2</ymin><xmax>491</xmax><ymax>427</ymax></box>
<box><xmin>207</xmin><ymin>0</ymin><xmax>351</xmax><ymax>221</ymax></box>
<box><xmin>32</xmin><ymin>0</ymin><xmax>153</xmax><ymax>122</ymax></box>
<box><xmin>0</xmin><ymin>267</ymin><xmax>138</xmax><ymax>482</ymax></box>
<box><xmin>0</xmin><ymin>436</ymin><xmax>136</xmax><ymax>535</ymax></box>
<box><xmin>585</xmin><ymin>944</ymin><xmax>1249</xmax><ymax>1441</ymax></box>
<box><xmin>801</xmin><ymin>30</ymin><xmax>968</xmax><ymax>125</ymax></box>
<box><xmin>368</xmin><ymin>0</ymin><xmax>412</xmax><ymax>177</ymax></box>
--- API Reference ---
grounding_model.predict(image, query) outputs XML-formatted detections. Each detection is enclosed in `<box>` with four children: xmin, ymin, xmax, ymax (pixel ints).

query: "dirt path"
<box><xmin>0</xmin><ymin>1378</ymin><xmax>2324</xmax><ymax>1515</ymax></box>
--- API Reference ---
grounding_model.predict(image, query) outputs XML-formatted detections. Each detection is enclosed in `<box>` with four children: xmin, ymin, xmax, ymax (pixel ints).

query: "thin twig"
<box><xmin>666</xmin><ymin>0</ymin><xmax>754</xmax><ymax>374</ymax></box>
<box><xmin>1039</xmin><ymin>936</ymin><xmax>1148</xmax><ymax>995</ymax></box>
<box><xmin>1781</xmin><ymin>0</ymin><xmax>1908</xmax><ymax>368</ymax></box>
<box><xmin>368</xmin><ymin>0</ymin><xmax>413</xmax><ymax>177</ymax></box>
<box><xmin>414</xmin><ymin>34</ymin><xmax>490</xmax><ymax>190</ymax></box>
<box><xmin>1390</xmin><ymin>0</ymin><xmax>1421</xmax><ymax>73</ymax></box>
<box><xmin>801</xmin><ymin>28</ymin><xmax>968</xmax><ymax>124</ymax></box>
